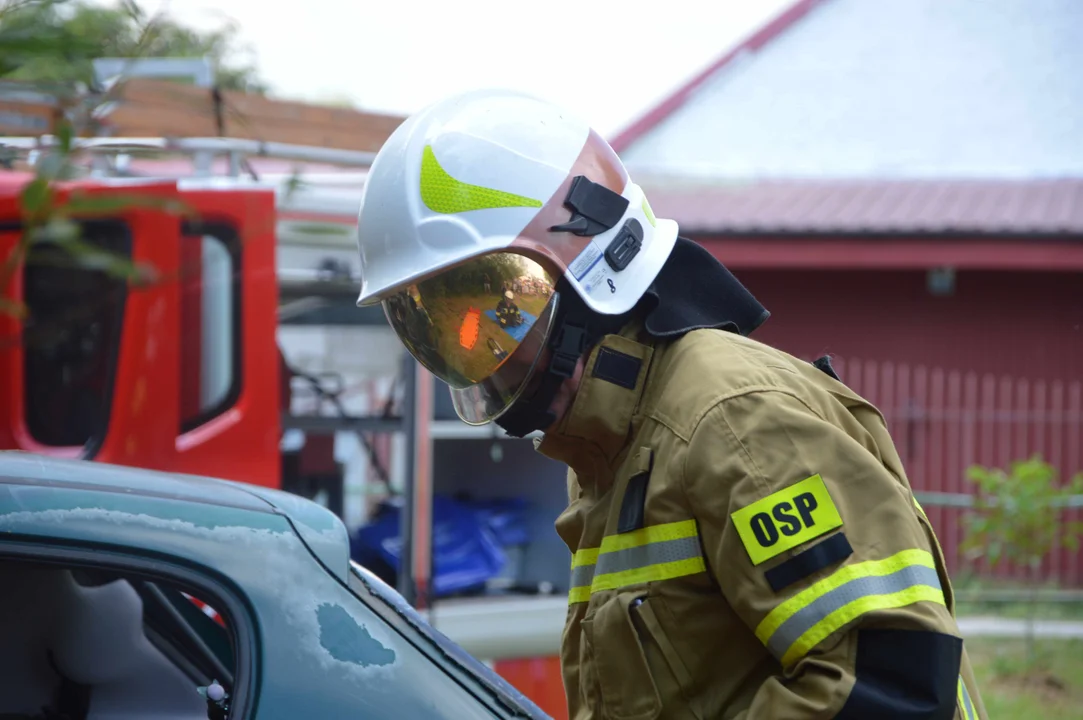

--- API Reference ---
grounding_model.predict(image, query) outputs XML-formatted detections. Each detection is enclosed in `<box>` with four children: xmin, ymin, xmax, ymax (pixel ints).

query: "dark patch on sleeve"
<box><xmin>836</xmin><ymin>628</ymin><xmax>962</xmax><ymax>720</ymax></box>
<box><xmin>764</xmin><ymin>532</ymin><xmax>853</xmax><ymax>593</ymax></box>
<box><xmin>316</xmin><ymin>603</ymin><xmax>396</xmax><ymax>667</ymax></box>
<box><xmin>592</xmin><ymin>347</ymin><xmax>641</xmax><ymax>390</ymax></box>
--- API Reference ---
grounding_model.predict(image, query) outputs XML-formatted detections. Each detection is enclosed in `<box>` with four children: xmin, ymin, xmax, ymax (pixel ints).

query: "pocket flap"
<box><xmin>585</xmin><ymin>590</ymin><xmax>662</xmax><ymax>720</ymax></box>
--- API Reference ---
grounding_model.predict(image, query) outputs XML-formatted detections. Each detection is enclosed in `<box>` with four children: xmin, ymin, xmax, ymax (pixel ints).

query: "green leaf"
<box><xmin>287</xmin><ymin>222</ymin><xmax>352</xmax><ymax>237</ymax></box>
<box><xmin>960</xmin><ymin>456</ymin><xmax>1083</xmax><ymax>578</ymax></box>
<box><xmin>0</xmin><ymin>296</ymin><xmax>27</xmax><ymax>319</ymax></box>
<box><xmin>51</xmin><ymin>236</ymin><xmax>142</xmax><ymax>277</ymax></box>
<box><xmin>20</xmin><ymin>178</ymin><xmax>52</xmax><ymax>215</ymax></box>
<box><xmin>119</xmin><ymin>0</ymin><xmax>144</xmax><ymax>21</ymax></box>
<box><xmin>61</xmin><ymin>193</ymin><xmax>194</xmax><ymax>218</ymax></box>
<box><xmin>33</xmin><ymin>151</ymin><xmax>67</xmax><ymax>181</ymax></box>
<box><xmin>56</xmin><ymin>119</ymin><xmax>74</xmax><ymax>154</ymax></box>
<box><xmin>27</xmin><ymin>217</ymin><xmax>79</xmax><ymax>244</ymax></box>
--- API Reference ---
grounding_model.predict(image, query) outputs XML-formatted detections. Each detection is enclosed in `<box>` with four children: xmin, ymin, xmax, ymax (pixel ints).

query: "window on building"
<box><xmin>22</xmin><ymin>220</ymin><xmax>131</xmax><ymax>449</ymax></box>
<box><xmin>180</xmin><ymin>222</ymin><xmax>241</xmax><ymax>433</ymax></box>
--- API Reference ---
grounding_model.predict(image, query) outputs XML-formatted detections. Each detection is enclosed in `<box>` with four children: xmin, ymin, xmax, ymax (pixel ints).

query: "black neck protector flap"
<box><xmin>639</xmin><ymin>236</ymin><xmax>770</xmax><ymax>339</ymax></box>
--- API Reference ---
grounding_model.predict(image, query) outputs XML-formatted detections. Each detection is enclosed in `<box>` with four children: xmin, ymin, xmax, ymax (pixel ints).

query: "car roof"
<box><xmin>0</xmin><ymin>452</ymin><xmax>352</xmax><ymax>580</ymax></box>
<box><xmin>0</xmin><ymin>451</ymin><xmax>276</xmax><ymax>514</ymax></box>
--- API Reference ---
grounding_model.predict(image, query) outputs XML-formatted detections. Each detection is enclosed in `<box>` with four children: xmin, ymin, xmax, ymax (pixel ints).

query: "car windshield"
<box><xmin>347</xmin><ymin>562</ymin><xmax>547</xmax><ymax>720</ymax></box>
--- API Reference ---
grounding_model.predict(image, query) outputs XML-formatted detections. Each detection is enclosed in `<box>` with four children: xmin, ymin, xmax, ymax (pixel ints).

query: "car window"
<box><xmin>0</xmin><ymin>558</ymin><xmax>240</xmax><ymax>720</ymax></box>
<box><xmin>346</xmin><ymin>562</ymin><xmax>547</xmax><ymax>720</ymax></box>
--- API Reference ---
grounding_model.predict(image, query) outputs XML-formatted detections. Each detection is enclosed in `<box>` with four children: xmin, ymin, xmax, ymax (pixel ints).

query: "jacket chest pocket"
<box><xmin>581</xmin><ymin>589</ymin><xmax>704</xmax><ymax>720</ymax></box>
<box><xmin>581</xmin><ymin>588</ymin><xmax>662</xmax><ymax>720</ymax></box>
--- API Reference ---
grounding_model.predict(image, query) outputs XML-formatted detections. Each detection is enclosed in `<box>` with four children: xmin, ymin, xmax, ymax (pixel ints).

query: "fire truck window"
<box><xmin>22</xmin><ymin>221</ymin><xmax>130</xmax><ymax>449</ymax></box>
<box><xmin>180</xmin><ymin>227</ymin><xmax>240</xmax><ymax>432</ymax></box>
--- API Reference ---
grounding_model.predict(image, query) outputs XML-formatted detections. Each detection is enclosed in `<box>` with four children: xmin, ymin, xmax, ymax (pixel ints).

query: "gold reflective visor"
<box><xmin>382</xmin><ymin>252</ymin><xmax>559</xmax><ymax>424</ymax></box>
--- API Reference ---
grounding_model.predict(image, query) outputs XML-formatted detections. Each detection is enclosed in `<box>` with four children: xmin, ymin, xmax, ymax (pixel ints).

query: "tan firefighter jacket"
<box><xmin>535</xmin><ymin>324</ymin><xmax>988</xmax><ymax>720</ymax></box>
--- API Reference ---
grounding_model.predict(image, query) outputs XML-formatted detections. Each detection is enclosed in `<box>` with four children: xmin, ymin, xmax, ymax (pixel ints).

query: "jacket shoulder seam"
<box><xmin>679</xmin><ymin>387</ymin><xmax>830</xmax><ymax>500</ymax></box>
<box><xmin>652</xmin><ymin>384</ymin><xmax>822</xmax><ymax>439</ymax></box>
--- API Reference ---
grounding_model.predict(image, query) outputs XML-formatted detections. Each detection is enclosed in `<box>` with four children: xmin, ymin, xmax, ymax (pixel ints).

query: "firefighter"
<box><xmin>354</xmin><ymin>89</ymin><xmax>987</xmax><ymax>719</ymax></box>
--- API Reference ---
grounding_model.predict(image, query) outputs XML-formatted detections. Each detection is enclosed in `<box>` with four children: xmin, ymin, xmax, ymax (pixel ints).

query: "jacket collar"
<box><xmin>533</xmin><ymin>324</ymin><xmax>654</xmax><ymax>496</ymax></box>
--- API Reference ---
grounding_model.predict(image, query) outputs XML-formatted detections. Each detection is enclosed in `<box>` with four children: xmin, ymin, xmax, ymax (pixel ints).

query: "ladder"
<box><xmin>0</xmin><ymin>135</ymin><xmax>376</xmax><ymax>178</ymax></box>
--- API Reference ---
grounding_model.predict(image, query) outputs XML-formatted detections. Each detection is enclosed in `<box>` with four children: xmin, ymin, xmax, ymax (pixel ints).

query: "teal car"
<box><xmin>0</xmin><ymin>453</ymin><xmax>548</xmax><ymax>720</ymax></box>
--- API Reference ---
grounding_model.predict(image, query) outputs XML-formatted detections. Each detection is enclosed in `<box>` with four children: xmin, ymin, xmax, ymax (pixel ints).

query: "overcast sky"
<box><xmin>122</xmin><ymin>0</ymin><xmax>793</xmax><ymax>137</ymax></box>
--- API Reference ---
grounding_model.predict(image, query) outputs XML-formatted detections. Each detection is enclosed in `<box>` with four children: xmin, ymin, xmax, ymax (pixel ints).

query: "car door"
<box><xmin>172</xmin><ymin>185</ymin><xmax>280</xmax><ymax>489</ymax></box>
<box><xmin>0</xmin><ymin>178</ymin><xmax>185</xmax><ymax>467</ymax></box>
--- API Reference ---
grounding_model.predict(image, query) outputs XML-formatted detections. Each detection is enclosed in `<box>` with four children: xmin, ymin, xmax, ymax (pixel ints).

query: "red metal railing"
<box><xmin>827</xmin><ymin>357</ymin><xmax>1083</xmax><ymax>588</ymax></box>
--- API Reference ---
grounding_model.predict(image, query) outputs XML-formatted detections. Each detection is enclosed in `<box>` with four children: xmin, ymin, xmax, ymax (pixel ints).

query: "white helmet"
<box><xmin>356</xmin><ymin>89</ymin><xmax>678</xmax><ymax>431</ymax></box>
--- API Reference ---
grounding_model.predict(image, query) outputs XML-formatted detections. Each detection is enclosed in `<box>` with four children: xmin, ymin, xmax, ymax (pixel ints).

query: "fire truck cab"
<box><xmin>0</xmin><ymin>170</ymin><xmax>283</xmax><ymax>483</ymax></box>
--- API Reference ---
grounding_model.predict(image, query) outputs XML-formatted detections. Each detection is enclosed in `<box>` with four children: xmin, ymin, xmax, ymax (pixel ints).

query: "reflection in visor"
<box><xmin>382</xmin><ymin>252</ymin><xmax>559</xmax><ymax>424</ymax></box>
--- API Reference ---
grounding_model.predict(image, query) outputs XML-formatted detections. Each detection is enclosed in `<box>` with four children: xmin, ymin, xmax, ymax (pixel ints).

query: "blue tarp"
<box><xmin>483</xmin><ymin>309</ymin><xmax>537</xmax><ymax>343</ymax></box>
<box><xmin>351</xmin><ymin>495</ymin><xmax>532</xmax><ymax>598</ymax></box>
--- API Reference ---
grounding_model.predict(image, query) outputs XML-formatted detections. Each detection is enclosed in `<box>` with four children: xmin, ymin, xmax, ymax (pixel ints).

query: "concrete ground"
<box><xmin>958</xmin><ymin>616</ymin><xmax>1083</xmax><ymax>638</ymax></box>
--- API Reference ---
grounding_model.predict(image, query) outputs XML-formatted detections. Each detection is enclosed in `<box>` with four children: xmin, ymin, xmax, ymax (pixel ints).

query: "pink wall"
<box><xmin>729</xmin><ymin>268</ymin><xmax>1083</xmax><ymax>586</ymax></box>
<box><xmin>735</xmin><ymin>269</ymin><xmax>1083</xmax><ymax>383</ymax></box>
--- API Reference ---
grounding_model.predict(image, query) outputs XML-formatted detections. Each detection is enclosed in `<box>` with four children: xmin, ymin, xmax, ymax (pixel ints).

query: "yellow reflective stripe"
<box><xmin>757</xmin><ymin>549</ymin><xmax>936</xmax><ymax>640</ymax></box>
<box><xmin>567</xmin><ymin>520</ymin><xmax>705</xmax><ymax>603</ymax></box>
<box><xmin>593</xmin><ymin>520</ymin><xmax>704</xmax><ymax>591</ymax></box>
<box><xmin>958</xmin><ymin>675</ymin><xmax>976</xmax><ymax>720</ymax></box>
<box><xmin>568</xmin><ymin>547</ymin><xmax>599</xmax><ymax>604</ymax></box>
<box><xmin>641</xmin><ymin>196</ymin><xmax>657</xmax><ymax>227</ymax></box>
<box><xmin>782</xmin><ymin>584</ymin><xmax>945</xmax><ymax>668</ymax></box>
<box><xmin>572</xmin><ymin>547</ymin><xmax>599</xmax><ymax>567</ymax></box>
<box><xmin>755</xmin><ymin>549</ymin><xmax>945</xmax><ymax>667</ymax></box>
<box><xmin>598</xmin><ymin>519</ymin><xmax>698</xmax><ymax>553</ymax></box>
<box><xmin>591</xmin><ymin>557</ymin><xmax>706</xmax><ymax>592</ymax></box>
<box><xmin>419</xmin><ymin>145</ymin><xmax>543</xmax><ymax>214</ymax></box>
<box><xmin>913</xmin><ymin>495</ymin><xmax>928</xmax><ymax>519</ymax></box>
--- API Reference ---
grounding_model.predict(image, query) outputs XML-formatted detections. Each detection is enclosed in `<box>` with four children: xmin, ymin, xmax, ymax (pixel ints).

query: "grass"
<box><xmin>952</xmin><ymin>575</ymin><xmax>1083</xmax><ymax>621</ymax></box>
<box><xmin>966</xmin><ymin>637</ymin><xmax>1083</xmax><ymax>718</ymax></box>
<box><xmin>956</xmin><ymin>598</ymin><xmax>1083</xmax><ymax>622</ymax></box>
<box><xmin>948</xmin><ymin>576</ymin><xmax>1083</xmax><ymax>717</ymax></box>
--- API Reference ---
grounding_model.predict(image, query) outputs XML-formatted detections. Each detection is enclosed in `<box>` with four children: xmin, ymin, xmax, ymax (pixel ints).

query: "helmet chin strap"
<box><xmin>494</xmin><ymin>175</ymin><xmax>640</xmax><ymax>438</ymax></box>
<box><xmin>495</xmin><ymin>283</ymin><xmax>628</xmax><ymax>439</ymax></box>
<box><xmin>494</xmin><ymin>235</ymin><xmax>772</xmax><ymax>438</ymax></box>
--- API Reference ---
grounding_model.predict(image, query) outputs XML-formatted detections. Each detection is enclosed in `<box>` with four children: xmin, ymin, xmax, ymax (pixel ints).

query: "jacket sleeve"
<box><xmin>683</xmin><ymin>389</ymin><xmax>965</xmax><ymax>720</ymax></box>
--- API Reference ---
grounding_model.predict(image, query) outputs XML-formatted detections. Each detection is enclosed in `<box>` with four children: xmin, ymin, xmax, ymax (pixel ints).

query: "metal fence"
<box><xmin>828</xmin><ymin>357</ymin><xmax>1083</xmax><ymax>589</ymax></box>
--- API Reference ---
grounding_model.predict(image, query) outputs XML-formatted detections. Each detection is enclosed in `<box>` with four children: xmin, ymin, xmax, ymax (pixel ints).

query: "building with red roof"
<box><xmin>614</xmin><ymin>0</ymin><xmax>1083</xmax><ymax>582</ymax></box>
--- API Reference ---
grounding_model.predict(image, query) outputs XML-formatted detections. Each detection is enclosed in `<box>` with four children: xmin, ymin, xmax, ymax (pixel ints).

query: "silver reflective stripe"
<box><xmin>594</xmin><ymin>536</ymin><xmax>702</xmax><ymax>577</ymax></box>
<box><xmin>961</xmin><ymin>677</ymin><xmax>976</xmax><ymax>720</ymax></box>
<box><xmin>766</xmin><ymin>565</ymin><xmax>943</xmax><ymax>659</ymax></box>
<box><xmin>570</xmin><ymin>562</ymin><xmax>595</xmax><ymax>589</ymax></box>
